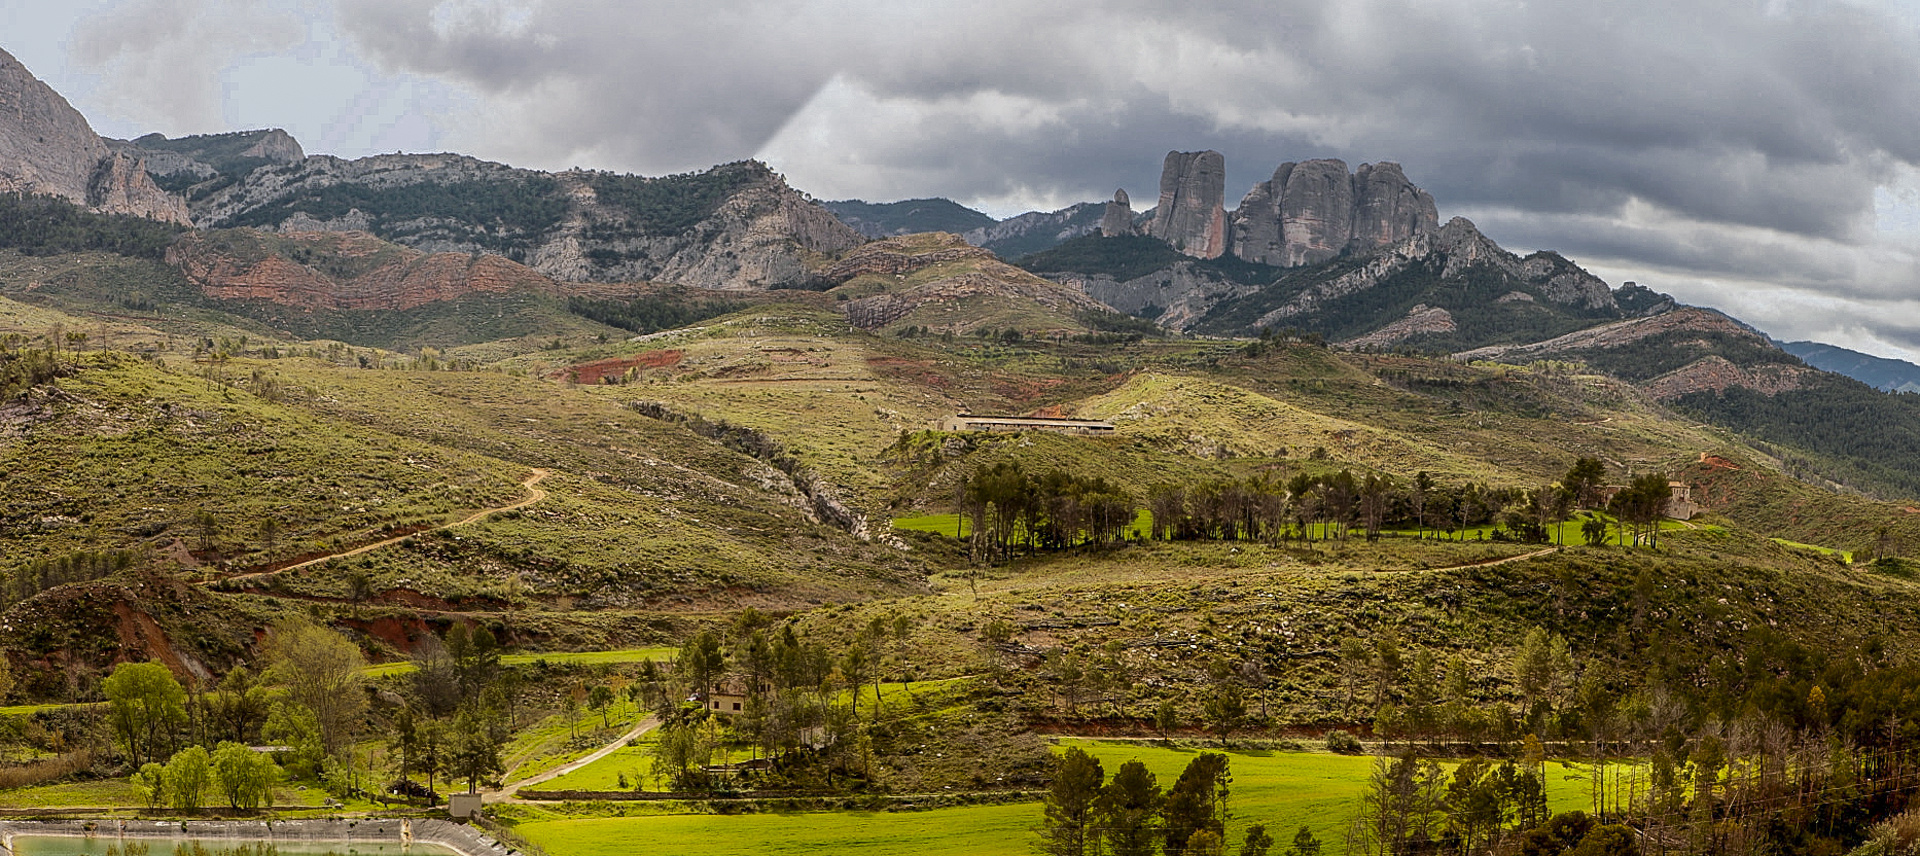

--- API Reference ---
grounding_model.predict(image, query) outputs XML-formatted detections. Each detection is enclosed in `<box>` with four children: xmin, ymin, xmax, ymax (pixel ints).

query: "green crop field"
<box><xmin>513</xmin><ymin>740</ymin><xmax>1600</xmax><ymax>856</ymax></box>
<box><xmin>516</xmin><ymin>803</ymin><xmax>1039</xmax><ymax>856</ymax></box>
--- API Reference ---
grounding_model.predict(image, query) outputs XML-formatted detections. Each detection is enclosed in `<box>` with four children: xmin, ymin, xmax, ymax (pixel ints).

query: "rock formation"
<box><xmin>1276</xmin><ymin>159</ymin><xmax>1354</xmax><ymax>266</ymax></box>
<box><xmin>1099</xmin><ymin>189</ymin><xmax>1134</xmax><ymax>237</ymax></box>
<box><xmin>1146</xmin><ymin>151</ymin><xmax>1227</xmax><ymax>259</ymax></box>
<box><xmin>1224</xmin><ymin>158</ymin><xmax>1438</xmax><ymax>267</ymax></box>
<box><xmin>191</xmin><ymin>156</ymin><xmax>861</xmax><ymax>290</ymax></box>
<box><xmin>1350</xmin><ymin>162</ymin><xmax>1439</xmax><ymax>253</ymax></box>
<box><xmin>0</xmin><ymin>48</ymin><xmax>188</xmax><ymax>224</ymax></box>
<box><xmin>1228</xmin><ymin>165</ymin><xmax>1287</xmax><ymax>264</ymax></box>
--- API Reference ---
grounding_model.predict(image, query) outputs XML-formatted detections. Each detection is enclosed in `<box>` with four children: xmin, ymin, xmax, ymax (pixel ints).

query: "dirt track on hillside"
<box><xmin>222</xmin><ymin>468</ymin><xmax>550</xmax><ymax>583</ymax></box>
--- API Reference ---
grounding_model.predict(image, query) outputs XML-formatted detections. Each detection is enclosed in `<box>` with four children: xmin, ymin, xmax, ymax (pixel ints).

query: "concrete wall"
<box><xmin>0</xmin><ymin>819</ymin><xmax>515</xmax><ymax>856</ymax></box>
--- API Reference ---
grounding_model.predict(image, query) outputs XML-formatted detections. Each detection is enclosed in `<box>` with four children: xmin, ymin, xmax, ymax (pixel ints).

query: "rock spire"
<box><xmin>1146</xmin><ymin>150</ymin><xmax>1227</xmax><ymax>259</ymax></box>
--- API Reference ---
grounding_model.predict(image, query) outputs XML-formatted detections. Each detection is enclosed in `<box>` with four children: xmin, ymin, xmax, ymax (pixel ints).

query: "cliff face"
<box><xmin>1146</xmin><ymin>150</ymin><xmax>1228</xmax><ymax>259</ymax></box>
<box><xmin>1349</xmin><ymin>162</ymin><xmax>1439</xmax><ymax>253</ymax></box>
<box><xmin>1243</xmin><ymin>217</ymin><xmax>1616</xmax><ymax>331</ymax></box>
<box><xmin>0</xmin><ymin>48</ymin><xmax>188</xmax><ymax>224</ymax></box>
<box><xmin>190</xmin><ymin>154</ymin><xmax>861</xmax><ymax>290</ymax></box>
<box><xmin>1224</xmin><ymin>158</ymin><xmax>1438</xmax><ymax>267</ymax></box>
<box><xmin>1099</xmin><ymin>190</ymin><xmax>1134</xmax><ymax>237</ymax></box>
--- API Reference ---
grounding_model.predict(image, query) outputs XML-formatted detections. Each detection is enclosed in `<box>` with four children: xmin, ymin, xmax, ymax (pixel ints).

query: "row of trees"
<box><xmin>952</xmin><ymin>456</ymin><xmax>1679</xmax><ymax>561</ymax></box>
<box><xmin>960</xmin><ymin>463</ymin><xmax>1138</xmax><ymax>562</ymax></box>
<box><xmin>132</xmin><ymin>742</ymin><xmax>281</xmax><ymax>811</ymax></box>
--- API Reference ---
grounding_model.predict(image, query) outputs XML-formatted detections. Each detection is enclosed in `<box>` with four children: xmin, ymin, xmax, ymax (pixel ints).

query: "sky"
<box><xmin>6</xmin><ymin>0</ymin><xmax>1920</xmax><ymax>360</ymax></box>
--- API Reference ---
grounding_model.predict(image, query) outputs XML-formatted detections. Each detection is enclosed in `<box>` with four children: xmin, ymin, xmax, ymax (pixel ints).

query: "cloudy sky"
<box><xmin>7</xmin><ymin>0</ymin><xmax>1920</xmax><ymax>360</ymax></box>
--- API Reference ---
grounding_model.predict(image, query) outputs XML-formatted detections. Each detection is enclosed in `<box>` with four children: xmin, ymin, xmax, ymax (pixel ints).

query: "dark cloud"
<box><xmin>45</xmin><ymin>0</ymin><xmax>1920</xmax><ymax>358</ymax></box>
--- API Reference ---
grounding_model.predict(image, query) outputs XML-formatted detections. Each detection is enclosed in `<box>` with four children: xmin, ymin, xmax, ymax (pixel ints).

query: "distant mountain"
<box><xmin>1781</xmin><ymin>341</ymin><xmax>1920</xmax><ymax>393</ymax></box>
<box><xmin>821</xmin><ymin>198</ymin><xmax>996</xmax><ymax>238</ymax></box>
<box><xmin>964</xmin><ymin>202</ymin><xmax>1106</xmax><ymax>260</ymax></box>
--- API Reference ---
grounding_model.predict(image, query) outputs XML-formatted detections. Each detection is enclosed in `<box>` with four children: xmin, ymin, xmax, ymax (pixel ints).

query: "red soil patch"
<box><xmin>1699</xmin><ymin>454</ymin><xmax>1741</xmax><ymax>470</ymax></box>
<box><xmin>555</xmin><ymin>349</ymin><xmax>683</xmax><ymax>384</ymax></box>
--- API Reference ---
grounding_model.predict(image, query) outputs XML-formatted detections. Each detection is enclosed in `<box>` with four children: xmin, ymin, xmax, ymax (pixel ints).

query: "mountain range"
<box><xmin>3</xmin><ymin>39</ymin><xmax>1919</xmax><ymax>504</ymax></box>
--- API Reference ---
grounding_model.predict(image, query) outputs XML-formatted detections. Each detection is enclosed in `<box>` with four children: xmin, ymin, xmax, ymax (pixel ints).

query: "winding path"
<box><xmin>225</xmin><ymin>468</ymin><xmax>551</xmax><ymax>583</ymax></box>
<box><xmin>488</xmin><ymin>715</ymin><xmax>660</xmax><ymax>803</ymax></box>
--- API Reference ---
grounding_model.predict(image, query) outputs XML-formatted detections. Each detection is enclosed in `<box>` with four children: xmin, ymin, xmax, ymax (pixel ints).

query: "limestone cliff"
<box><xmin>1146</xmin><ymin>151</ymin><xmax>1227</xmax><ymax>259</ymax></box>
<box><xmin>0</xmin><ymin>48</ymin><xmax>188</xmax><ymax>224</ymax></box>
<box><xmin>192</xmin><ymin>156</ymin><xmax>861</xmax><ymax>290</ymax></box>
<box><xmin>1349</xmin><ymin>162</ymin><xmax>1439</xmax><ymax>253</ymax></box>
<box><xmin>1239</xmin><ymin>217</ymin><xmax>1616</xmax><ymax>332</ymax></box>
<box><xmin>1227</xmin><ymin>158</ymin><xmax>1437</xmax><ymax>267</ymax></box>
<box><xmin>1099</xmin><ymin>190</ymin><xmax>1135</xmax><ymax>237</ymax></box>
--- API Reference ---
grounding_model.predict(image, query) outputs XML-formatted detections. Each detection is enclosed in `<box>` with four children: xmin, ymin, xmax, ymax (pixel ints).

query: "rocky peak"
<box><xmin>1276</xmin><ymin>159</ymin><xmax>1354</xmax><ymax>266</ymax></box>
<box><xmin>1227</xmin><ymin>157</ymin><xmax>1438</xmax><ymax>267</ymax></box>
<box><xmin>1146</xmin><ymin>150</ymin><xmax>1227</xmax><ymax>259</ymax></box>
<box><xmin>1100</xmin><ymin>189</ymin><xmax>1135</xmax><ymax>237</ymax></box>
<box><xmin>1349</xmin><ymin>162</ymin><xmax>1439</xmax><ymax>253</ymax></box>
<box><xmin>0</xmin><ymin>47</ymin><xmax>187</xmax><ymax>224</ymax></box>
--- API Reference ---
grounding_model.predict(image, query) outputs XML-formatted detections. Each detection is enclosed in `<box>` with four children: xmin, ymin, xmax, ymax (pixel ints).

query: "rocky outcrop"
<box><xmin>112</xmin><ymin>129</ymin><xmax>306</xmax><ymax>183</ymax></box>
<box><xmin>0</xmin><ymin>48</ymin><xmax>188</xmax><ymax>224</ymax></box>
<box><xmin>192</xmin><ymin>156</ymin><xmax>859</xmax><ymax>290</ymax></box>
<box><xmin>1146</xmin><ymin>150</ymin><xmax>1227</xmax><ymax>259</ymax></box>
<box><xmin>1227</xmin><ymin>158</ymin><xmax>1437</xmax><ymax>267</ymax></box>
<box><xmin>165</xmin><ymin>229</ymin><xmax>638</xmax><ymax>311</ymax></box>
<box><xmin>1100</xmin><ymin>189</ymin><xmax>1135</xmax><ymax>237</ymax></box>
<box><xmin>1248</xmin><ymin>217</ymin><xmax>1616</xmax><ymax>331</ymax></box>
<box><xmin>1642</xmin><ymin>355</ymin><xmax>1818</xmax><ymax>400</ymax></box>
<box><xmin>1228</xmin><ymin>165</ymin><xmax>1287</xmax><ymax>264</ymax></box>
<box><xmin>1452</xmin><ymin>306</ymin><xmax>1750</xmax><ymax>363</ymax></box>
<box><xmin>1341</xmin><ymin>304</ymin><xmax>1457</xmax><ymax>349</ymax></box>
<box><xmin>1350</xmin><ymin>162</ymin><xmax>1439</xmax><ymax>253</ymax></box>
<box><xmin>1276</xmin><ymin>159</ymin><xmax>1355</xmax><ymax>266</ymax></box>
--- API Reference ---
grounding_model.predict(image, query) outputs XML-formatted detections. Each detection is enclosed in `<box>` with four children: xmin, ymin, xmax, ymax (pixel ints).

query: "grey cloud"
<box><xmin>70</xmin><ymin>0</ymin><xmax>305</xmax><ymax>134</ymax></box>
<box><xmin>51</xmin><ymin>0</ymin><xmax>1920</xmax><ymax>358</ymax></box>
<box><xmin>321</xmin><ymin>0</ymin><xmax>1920</xmax><ymax>239</ymax></box>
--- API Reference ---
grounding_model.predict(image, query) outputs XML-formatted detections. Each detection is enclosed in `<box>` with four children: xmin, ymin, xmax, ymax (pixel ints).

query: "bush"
<box><xmin>1324</xmin><ymin>730</ymin><xmax>1363</xmax><ymax>754</ymax></box>
<box><xmin>0</xmin><ymin>749</ymin><xmax>93</xmax><ymax>789</ymax></box>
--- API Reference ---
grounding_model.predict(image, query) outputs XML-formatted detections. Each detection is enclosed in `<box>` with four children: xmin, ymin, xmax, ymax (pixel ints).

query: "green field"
<box><xmin>515</xmin><ymin>740</ymin><xmax>1598</xmax><ymax>856</ymax></box>
<box><xmin>516</xmin><ymin>803</ymin><xmax>1038</xmax><ymax>856</ymax></box>
<box><xmin>1770</xmin><ymin>538</ymin><xmax>1852</xmax><ymax>561</ymax></box>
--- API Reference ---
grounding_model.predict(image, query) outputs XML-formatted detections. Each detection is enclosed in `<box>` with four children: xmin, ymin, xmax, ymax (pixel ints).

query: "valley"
<box><xmin>0</xmin><ymin>38</ymin><xmax>1919</xmax><ymax>856</ymax></box>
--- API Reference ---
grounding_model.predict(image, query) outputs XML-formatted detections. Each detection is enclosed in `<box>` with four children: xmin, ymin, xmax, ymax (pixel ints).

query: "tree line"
<box><xmin>953</xmin><ymin>457</ymin><xmax>1677</xmax><ymax>562</ymax></box>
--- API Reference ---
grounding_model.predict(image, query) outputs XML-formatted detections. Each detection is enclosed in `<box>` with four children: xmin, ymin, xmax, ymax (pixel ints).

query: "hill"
<box><xmin>1780</xmin><ymin>339</ymin><xmax>1920</xmax><ymax>392</ymax></box>
<box><xmin>823</xmin><ymin>198</ymin><xmax>997</xmax><ymax>238</ymax></box>
<box><xmin>106</xmin><ymin>122</ymin><xmax>867</xmax><ymax>291</ymax></box>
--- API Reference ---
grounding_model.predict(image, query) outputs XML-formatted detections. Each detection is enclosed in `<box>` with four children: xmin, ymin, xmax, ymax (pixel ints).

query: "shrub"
<box><xmin>1324</xmin><ymin>730</ymin><xmax>1363</xmax><ymax>754</ymax></box>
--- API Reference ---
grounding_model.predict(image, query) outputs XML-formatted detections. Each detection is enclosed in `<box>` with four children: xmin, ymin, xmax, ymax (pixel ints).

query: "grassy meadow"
<box><xmin>512</xmin><ymin>739</ymin><xmax>1602</xmax><ymax>856</ymax></box>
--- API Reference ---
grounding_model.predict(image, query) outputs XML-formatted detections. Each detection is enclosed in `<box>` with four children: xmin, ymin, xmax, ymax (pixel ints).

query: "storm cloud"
<box><xmin>30</xmin><ymin>0</ymin><xmax>1920</xmax><ymax>358</ymax></box>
